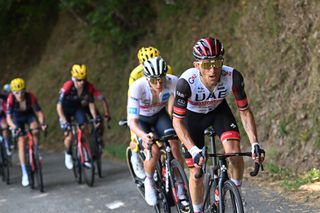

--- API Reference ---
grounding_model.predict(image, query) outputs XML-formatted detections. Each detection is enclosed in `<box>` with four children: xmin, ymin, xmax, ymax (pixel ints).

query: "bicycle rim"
<box><xmin>169</xmin><ymin>159</ymin><xmax>193</xmax><ymax>213</ymax></box>
<box><xmin>220</xmin><ymin>180</ymin><xmax>244</xmax><ymax>213</ymax></box>
<box><xmin>72</xmin><ymin>142</ymin><xmax>82</xmax><ymax>184</ymax></box>
<box><xmin>126</xmin><ymin>147</ymin><xmax>145</xmax><ymax>199</ymax></box>
<box><xmin>81</xmin><ymin>143</ymin><xmax>95</xmax><ymax>187</ymax></box>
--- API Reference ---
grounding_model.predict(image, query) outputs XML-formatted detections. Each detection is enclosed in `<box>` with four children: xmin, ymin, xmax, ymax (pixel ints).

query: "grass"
<box><xmin>105</xmin><ymin>143</ymin><xmax>128</xmax><ymax>161</ymax></box>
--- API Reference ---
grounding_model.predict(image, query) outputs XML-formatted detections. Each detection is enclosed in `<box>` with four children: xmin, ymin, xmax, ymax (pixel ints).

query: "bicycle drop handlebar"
<box><xmin>195</xmin><ymin>146</ymin><xmax>264</xmax><ymax>179</ymax></box>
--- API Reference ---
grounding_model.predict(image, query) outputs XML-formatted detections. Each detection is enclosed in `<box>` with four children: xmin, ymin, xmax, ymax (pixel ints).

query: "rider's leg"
<box><xmin>189</xmin><ymin>166</ymin><xmax>204</xmax><ymax>213</ymax></box>
<box><xmin>169</xmin><ymin>139</ymin><xmax>185</xmax><ymax>167</ymax></box>
<box><xmin>29</xmin><ymin>120</ymin><xmax>40</xmax><ymax>146</ymax></box>
<box><xmin>222</xmin><ymin>139</ymin><xmax>244</xmax><ymax>186</ymax></box>
<box><xmin>17</xmin><ymin>135</ymin><xmax>29</xmax><ymax>186</ymax></box>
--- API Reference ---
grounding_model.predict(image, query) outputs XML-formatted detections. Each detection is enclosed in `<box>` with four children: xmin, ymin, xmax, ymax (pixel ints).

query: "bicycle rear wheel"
<box><xmin>81</xmin><ymin>140</ymin><xmax>95</xmax><ymax>187</ymax></box>
<box><xmin>220</xmin><ymin>180</ymin><xmax>244</xmax><ymax>213</ymax></box>
<box><xmin>154</xmin><ymin>162</ymin><xmax>171</xmax><ymax>213</ymax></box>
<box><xmin>169</xmin><ymin>159</ymin><xmax>192</xmax><ymax>213</ymax></box>
<box><xmin>126</xmin><ymin>147</ymin><xmax>145</xmax><ymax>199</ymax></box>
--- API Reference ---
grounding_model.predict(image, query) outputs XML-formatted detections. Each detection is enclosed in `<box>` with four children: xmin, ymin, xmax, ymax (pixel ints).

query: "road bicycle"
<box><xmin>70</xmin><ymin>121</ymin><xmax>95</xmax><ymax>187</ymax></box>
<box><xmin>119</xmin><ymin>119</ymin><xmax>192</xmax><ymax>213</ymax></box>
<box><xmin>196</xmin><ymin>127</ymin><xmax>264</xmax><ymax>213</ymax></box>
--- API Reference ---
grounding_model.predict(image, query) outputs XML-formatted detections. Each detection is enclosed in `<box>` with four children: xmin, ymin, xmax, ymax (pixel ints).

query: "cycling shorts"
<box><xmin>136</xmin><ymin>108</ymin><xmax>176</xmax><ymax>150</ymax></box>
<box><xmin>182</xmin><ymin>99</ymin><xmax>240</xmax><ymax>164</ymax></box>
<box><xmin>12</xmin><ymin>113</ymin><xmax>37</xmax><ymax>136</ymax></box>
<box><xmin>60</xmin><ymin>105</ymin><xmax>87</xmax><ymax>128</ymax></box>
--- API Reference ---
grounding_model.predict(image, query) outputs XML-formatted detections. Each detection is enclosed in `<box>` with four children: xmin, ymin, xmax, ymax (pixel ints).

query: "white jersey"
<box><xmin>127</xmin><ymin>74</ymin><xmax>178</xmax><ymax>118</ymax></box>
<box><xmin>179</xmin><ymin>65</ymin><xmax>235</xmax><ymax>114</ymax></box>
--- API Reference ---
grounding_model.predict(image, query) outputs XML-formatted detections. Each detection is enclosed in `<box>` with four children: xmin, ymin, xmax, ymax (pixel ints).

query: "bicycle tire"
<box><xmin>154</xmin><ymin>162</ymin><xmax>171</xmax><ymax>213</ymax></box>
<box><xmin>81</xmin><ymin>140</ymin><xmax>95</xmax><ymax>187</ymax></box>
<box><xmin>126</xmin><ymin>147</ymin><xmax>145</xmax><ymax>199</ymax></box>
<box><xmin>34</xmin><ymin>148</ymin><xmax>44</xmax><ymax>192</ymax></box>
<box><xmin>169</xmin><ymin>159</ymin><xmax>193</xmax><ymax>213</ymax></box>
<box><xmin>220</xmin><ymin>180</ymin><xmax>244</xmax><ymax>213</ymax></box>
<box><xmin>0</xmin><ymin>143</ymin><xmax>10</xmax><ymax>184</ymax></box>
<box><xmin>72</xmin><ymin>141</ymin><xmax>82</xmax><ymax>184</ymax></box>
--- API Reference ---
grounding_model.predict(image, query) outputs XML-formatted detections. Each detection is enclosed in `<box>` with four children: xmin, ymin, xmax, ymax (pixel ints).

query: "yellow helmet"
<box><xmin>137</xmin><ymin>47</ymin><xmax>160</xmax><ymax>64</ymax></box>
<box><xmin>10</xmin><ymin>78</ymin><xmax>26</xmax><ymax>91</ymax></box>
<box><xmin>71</xmin><ymin>64</ymin><xmax>87</xmax><ymax>79</ymax></box>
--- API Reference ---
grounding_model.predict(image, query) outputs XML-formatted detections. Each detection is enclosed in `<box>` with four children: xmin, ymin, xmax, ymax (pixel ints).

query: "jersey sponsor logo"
<box><xmin>221</xmin><ymin>70</ymin><xmax>232</xmax><ymax>76</ymax></box>
<box><xmin>176</xmin><ymin>91</ymin><xmax>185</xmax><ymax>98</ymax></box>
<box><xmin>177</xmin><ymin>99</ymin><xmax>186</xmax><ymax>105</ymax></box>
<box><xmin>188</xmin><ymin>74</ymin><xmax>197</xmax><ymax>84</ymax></box>
<box><xmin>230</xmin><ymin>123</ymin><xmax>237</xmax><ymax>128</ymax></box>
<box><xmin>162</xmin><ymin>93</ymin><xmax>170</xmax><ymax>102</ymax></box>
<box><xmin>128</xmin><ymin>107</ymin><xmax>138</xmax><ymax>115</ymax></box>
<box><xmin>195</xmin><ymin>88</ymin><xmax>227</xmax><ymax>101</ymax></box>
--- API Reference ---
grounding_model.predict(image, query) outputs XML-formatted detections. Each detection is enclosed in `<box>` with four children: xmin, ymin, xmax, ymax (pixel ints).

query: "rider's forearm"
<box><xmin>36</xmin><ymin>111</ymin><xmax>45</xmax><ymax>125</ymax></box>
<box><xmin>239</xmin><ymin>107</ymin><xmax>258</xmax><ymax>144</ymax></box>
<box><xmin>173</xmin><ymin>117</ymin><xmax>195</xmax><ymax>150</ymax></box>
<box><xmin>128</xmin><ymin>118</ymin><xmax>146</xmax><ymax>139</ymax></box>
<box><xmin>6</xmin><ymin>115</ymin><xmax>15</xmax><ymax>129</ymax></box>
<box><xmin>56</xmin><ymin>103</ymin><xmax>67</xmax><ymax>123</ymax></box>
<box><xmin>101</xmin><ymin>99</ymin><xmax>110</xmax><ymax>115</ymax></box>
<box><xmin>89</xmin><ymin>103</ymin><xmax>97</xmax><ymax>119</ymax></box>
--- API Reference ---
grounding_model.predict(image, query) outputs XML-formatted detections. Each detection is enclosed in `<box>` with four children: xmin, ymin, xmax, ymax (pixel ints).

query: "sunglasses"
<box><xmin>75</xmin><ymin>79</ymin><xmax>85</xmax><ymax>82</ymax></box>
<box><xmin>13</xmin><ymin>90</ymin><xmax>25</xmax><ymax>95</ymax></box>
<box><xmin>198</xmin><ymin>58</ymin><xmax>224</xmax><ymax>69</ymax></box>
<box><xmin>148</xmin><ymin>75</ymin><xmax>166</xmax><ymax>84</ymax></box>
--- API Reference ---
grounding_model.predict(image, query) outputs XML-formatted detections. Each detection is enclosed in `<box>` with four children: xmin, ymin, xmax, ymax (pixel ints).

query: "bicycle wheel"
<box><xmin>169</xmin><ymin>159</ymin><xmax>193</xmax><ymax>213</ymax></box>
<box><xmin>126</xmin><ymin>147</ymin><xmax>145</xmax><ymax>199</ymax></box>
<box><xmin>27</xmin><ymin>154</ymin><xmax>35</xmax><ymax>189</ymax></box>
<box><xmin>81</xmin><ymin>140</ymin><xmax>95</xmax><ymax>187</ymax></box>
<box><xmin>72</xmin><ymin>141</ymin><xmax>82</xmax><ymax>184</ymax></box>
<box><xmin>154</xmin><ymin>162</ymin><xmax>171</xmax><ymax>213</ymax></box>
<box><xmin>0</xmin><ymin>143</ymin><xmax>10</xmax><ymax>184</ymax></box>
<box><xmin>34</xmin><ymin>148</ymin><xmax>44</xmax><ymax>192</ymax></box>
<box><xmin>220</xmin><ymin>180</ymin><xmax>244</xmax><ymax>213</ymax></box>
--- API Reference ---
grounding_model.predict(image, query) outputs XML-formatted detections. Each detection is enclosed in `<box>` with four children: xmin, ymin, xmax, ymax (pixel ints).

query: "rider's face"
<box><xmin>74</xmin><ymin>79</ymin><xmax>85</xmax><ymax>89</ymax></box>
<box><xmin>147</xmin><ymin>75</ymin><xmax>166</xmax><ymax>92</ymax></box>
<box><xmin>13</xmin><ymin>90</ymin><xmax>26</xmax><ymax>101</ymax></box>
<box><xmin>194</xmin><ymin>58</ymin><xmax>223</xmax><ymax>87</ymax></box>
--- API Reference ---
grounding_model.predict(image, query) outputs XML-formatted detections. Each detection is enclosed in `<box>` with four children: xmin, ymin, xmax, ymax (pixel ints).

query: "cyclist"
<box><xmin>6</xmin><ymin>78</ymin><xmax>47</xmax><ymax>186</ymax></box>
<box><xmin>0</xmin><ymin>83</ymin><xmax>11</xmax><ymax>156</ymax></box>
<box><xmin>56</xmin><ymin>64</ymin><xmax>100</xmax><ymax>170</ymax></box>
<box><xmin>128</xmin><ymin>46</ymin><xmax>174</xmax><ymax>180</ymax></box>
<box><xmin>127</xmin><ymin>56</ymin><xmax>185</xmax><ymax>206</ymax></box>
<box><xmin>172</xmin><ymin>37</ymin><xmax>265</xmax><ymax>213</ymax></box>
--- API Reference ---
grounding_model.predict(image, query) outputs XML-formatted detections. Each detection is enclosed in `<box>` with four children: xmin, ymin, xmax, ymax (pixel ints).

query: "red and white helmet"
<box><xmin>192</xmin><ymin>37</ymin><xmax>224</xmax><ymax>60</ymax></box>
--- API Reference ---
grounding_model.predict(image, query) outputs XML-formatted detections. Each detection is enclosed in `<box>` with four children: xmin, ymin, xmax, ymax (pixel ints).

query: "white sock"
<box><xmin>21</xmin><ymin>164</ymin><xmax>27</xmax><ymax>176</ymax></box>
<box><xmin>193</xmin><ymin>203</ymin><xmax>202</xmax><ymax>213</ymax></box>
<box><xmin>231</xmin><ymin>178</ymin><xmax>242</xmax><ymax>187</ymax></box>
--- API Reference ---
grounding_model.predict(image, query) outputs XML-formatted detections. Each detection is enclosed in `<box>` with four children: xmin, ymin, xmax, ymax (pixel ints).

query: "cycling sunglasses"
<box><xmin>75</xmin><ymin>79</ymin><xmax>85</xmax><ymax>82</ymax></box>
<box><xmin>148</xmin><ymin>75</ymin><xmax>166</xmax><ymax>84</ymax></box>
<box><xmin>13</xmin><ymin>90</ymin><xmax>25</xmax><ymax>95</ymax></box>
<box><xmin>198</xmin><ymin>58</ymin><xmax>224</xmax><ymax>69</ymax></box>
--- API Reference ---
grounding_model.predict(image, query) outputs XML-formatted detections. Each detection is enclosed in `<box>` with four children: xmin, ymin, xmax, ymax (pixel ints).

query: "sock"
<box><xmin>193</xmin><ymin>203</ymin><xmax>202</xmax><ymax>213</ymax></box>
<box><xmin>21</xmin><ymin>164</ymin><xmax>27</xmax><ymax>176</ymax></box>
<box><xmin>231</xmin><ymin>178</ymin><xmax>242</xmax><ymax>187</ymax></box>
<box><xmin>66</xmin><ymin>147</ymin><xmax>72</xmax><ymax>155</ymax></box>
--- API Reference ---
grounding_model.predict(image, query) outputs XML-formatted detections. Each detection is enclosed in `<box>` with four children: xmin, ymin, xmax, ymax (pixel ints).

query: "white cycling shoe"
<box><xmin>65</xmin><ymin>152</ymin><xmax>73</xmax><ymax>170</ymax></box>
<box><xmin>22</xmin><ymin>174</ymin><xmax>29</xmax><ymax>187</ymax></box>
<box><xmin>144</xmin><ymin>177</ymin><xmax>157</xmax><ymax>206</ymax></box>
<box><xmin>131</xmin><ymin>154</ymin><xmax>146</xmax><ymax>179</ymax></box>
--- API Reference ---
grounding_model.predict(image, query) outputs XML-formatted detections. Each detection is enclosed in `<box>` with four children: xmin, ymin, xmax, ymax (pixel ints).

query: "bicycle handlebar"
<box><xmin>195</xmin><ymin>146</ymin><xmax>264</xmax><ymax>179</ymax></box>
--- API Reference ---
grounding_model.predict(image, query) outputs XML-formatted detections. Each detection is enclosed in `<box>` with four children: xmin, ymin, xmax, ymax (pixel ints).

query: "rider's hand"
<box><xmin>94</xmin><ymin>117</ymin><xmax>102</xmax><ymax>128</ymax></box>
<box><xmin>251</xmin><ymin>143</ymin><xmax>265</xmax><ymax>163</ymax></box>
<box><xmin>142</xmin><ymin>132</ymin><xmax>154</xmax><ymax>150</ymax></box>
<box><xmin>104</xmin><ymin>113</ymin><xmax>111</xmax><ymax>122</ymax></box>
<box><xmin>61</xmin><ymin>122</ymin><xmax>70</xmax><ymax>132</ymax></box>
<box><xmin>41</xmin><ymin>123</ymin><xmax>48</xmax><ymax>131</ymax></box>
<box><xmin>189</xmin><ymin>146</ymin><xmax>204</xmax><ymax>167</ymax></box>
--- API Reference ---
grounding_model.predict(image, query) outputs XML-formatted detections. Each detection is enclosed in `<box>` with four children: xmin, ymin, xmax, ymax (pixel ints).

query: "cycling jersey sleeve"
<box><xmin>29</xmin><ymin>92</ymin><xmax>42</xmax><ymax>112</ymax></box>
<box><xmin>58</xmin><ymin>80</ymin><xmax>73</xmax><ymax>104</ymax></box>
<box><xmin>6</xmin><ymin>93</ymin><xmax>14</xmax><ymax>115</ymax></box>
<box><xmin>127</xmin><ymin>82</ymin><xmax>140</xmax><ymax>119</ymax></box>
<box><xmin>129</xmin><ymin>65</ymin><xmax>144</xmax><ymax>87</ymax></box>
<box><xmin>87</xmin><ymin>82</ymin><xmax>104</xmax><ymax>101</ymax></box>
<box><xmin>173</xmin><ymin>78</ymin><xmax>191</xmax><ymax>119</ymax></box>
<box><xmin>232</xmin><ymin>69</ymin><xmax>249</xmax><ymax>111</ymax></box>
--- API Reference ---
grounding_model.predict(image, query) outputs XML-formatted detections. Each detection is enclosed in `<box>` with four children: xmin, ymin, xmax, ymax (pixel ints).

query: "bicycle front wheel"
<box><xmin>220</xmin><ymin>180</ymin><xmax>244</xmax><ymax>213</ymax></box>
<box><xmin>81</xmin><ymin>141</ymin><xmax>95</xmax><ymax>187</ymax></box>
<box><xmin>34</xmin><ymin>149</ymin><xmax>44</xmax><ymax>192</ymax></box>
<box><xmin>169</xmin><ymin>159</ymin><xmax>193</xmax><ymax>213</ymax></box>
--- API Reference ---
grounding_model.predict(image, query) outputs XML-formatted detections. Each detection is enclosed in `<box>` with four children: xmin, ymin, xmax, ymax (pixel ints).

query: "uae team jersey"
<box><xmin>127</xmin><ymin>74</ymin><xmax>178</xmax><ymax>118</ymax></box>
<box><xmin>173</xmin><ymin>65</ymin><xmax>248</xmax><ymax>119</ymax></box>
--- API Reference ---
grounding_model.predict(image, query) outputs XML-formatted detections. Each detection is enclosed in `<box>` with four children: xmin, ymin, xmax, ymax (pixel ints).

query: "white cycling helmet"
<box><xmin>143</xmin><ymin>56</ymin><xmax>167</xmax><ymax>78</ymax></box>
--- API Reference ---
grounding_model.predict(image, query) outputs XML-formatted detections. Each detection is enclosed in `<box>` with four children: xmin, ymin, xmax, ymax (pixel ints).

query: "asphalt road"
<box><xmin>0</xmin><ymin>152</ymin><xmax>319</xmax><ymax>213</ymax></box>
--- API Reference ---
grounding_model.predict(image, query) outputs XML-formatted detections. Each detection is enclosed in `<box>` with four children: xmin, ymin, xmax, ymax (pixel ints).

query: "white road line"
<box><xmin>105</xmin><ymin>200</ymin><xmax>124</xmax><ymax>209</ymax></box>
